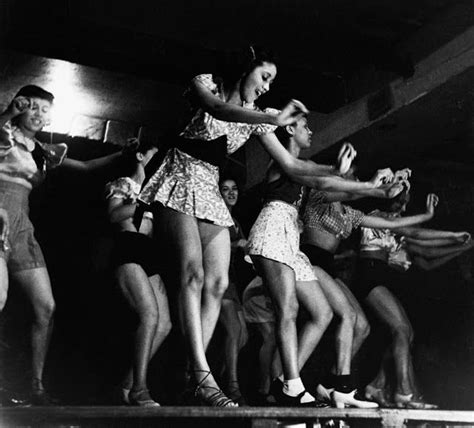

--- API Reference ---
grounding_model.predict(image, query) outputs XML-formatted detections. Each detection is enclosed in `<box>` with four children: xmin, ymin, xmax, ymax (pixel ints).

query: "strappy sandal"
<box><xmin>394</xmin><ymin>392</ymin><xmax>438</xmax><ymax>409</ymax></box>
<box><xmin>129</xmin><ymin>389</ymin><xmax>160</xmax><ymax>407</ymax></box>
<box><xmin>225</xmin><ymin>380</ymin><xmax>246</xmax><ymax>406</ymax></box>
<box><xmin>193</xmin><ymin>370</ymin><xmax>238</xmax><ymax>407</ymax></box>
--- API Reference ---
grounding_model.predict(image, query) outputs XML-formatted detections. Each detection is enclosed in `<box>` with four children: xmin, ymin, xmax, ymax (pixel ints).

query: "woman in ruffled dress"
<box><xmin>139</xmin><ymin>46</ymin><xmax>307</xmax><ymax>407</ymax></box>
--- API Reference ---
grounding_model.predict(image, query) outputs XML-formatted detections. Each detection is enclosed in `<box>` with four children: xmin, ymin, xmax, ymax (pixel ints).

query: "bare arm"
<box><xmin>60</xmin><ymin>151</ymin><xmax>123</xmax><ymax>174</ymax></box>
<box><xmin>395</xmin><ymin>228</ymin><xmax>470</xmax><ymax>242</ymax></box>
<box><xmin>192</xmin><ymin>81</ymin><xmax>306</xmax><ymax>126</ymax></box>
<box><xmin>361</xmin><ymin>193</ymin><xmax>438</xmax><ymax>230</ymax></box>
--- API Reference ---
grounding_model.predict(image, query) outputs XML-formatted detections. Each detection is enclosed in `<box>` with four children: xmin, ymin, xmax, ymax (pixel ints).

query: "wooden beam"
<box><xmin>305</xmin><ymin>25</ymin><xmax>474</xmax><ymax>157</ymax></box>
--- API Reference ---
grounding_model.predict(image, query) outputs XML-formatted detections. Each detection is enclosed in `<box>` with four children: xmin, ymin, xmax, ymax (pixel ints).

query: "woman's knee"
<box><xmin>157</xmin><ymin>317</ymin><xmax>172</xmax><ymax>338</ymax></box>
<box><xmin>354</xmin><ymin>314</ymin><xmax>371</xmax><ymax>340</ymax></box>
<box><xmin>182</xmin><ymin>263</ymin><xmax>205</xmax><ymax>292</ymax></box>
<box><xmin>205</xmin><ymin>275</ymin><xmax>229</xmax><ymax>299</ymax></box>
<box><xmin>275</xmin><ymin>296</ymin><xmax>299</xmax><ymax>322</ymax></box>
<box><xmin>35</xmin><ymin>299</ymin><xmax>56</xmax><ymax>324</ymax></box>
<box><xmin>391</xmin><ymin>323</ymin><xmax>414</xmax><ymax>345</ymax></box>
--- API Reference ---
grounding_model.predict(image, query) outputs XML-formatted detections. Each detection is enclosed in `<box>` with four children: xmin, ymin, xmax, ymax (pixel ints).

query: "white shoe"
<box><xmin>332</xmin><ymin>389</ymin><xmax>379</xmax><ymax>409</ymax></box>
<box><xmin>315</xmin><ymin>384</ymin><xmax>334</xmax><ymax>404</ymax></box>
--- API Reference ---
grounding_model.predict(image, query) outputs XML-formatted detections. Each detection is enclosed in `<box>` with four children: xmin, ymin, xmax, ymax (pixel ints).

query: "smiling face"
<box><xmin>16</xmin><ymin>97</ymin><xmax>52</xmax><ymax>136</ymax></box>
<box><xmin>220</xmin><ymin>179</ymin><xmax>239</xmax><ymax>207</ymax></box>
<box><xmin>240</xmin><ymin>62</ymin><xmax>277</xmax><ymax>104</ymax></box>
<box><xmin>291</xmin><ymin>117</ymin><xmax>312</xmax><ymax>149</ymax></box>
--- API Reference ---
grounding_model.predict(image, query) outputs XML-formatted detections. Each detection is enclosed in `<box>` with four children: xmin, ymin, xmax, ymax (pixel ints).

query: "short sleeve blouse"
<box><xmin>181</xmin><ymin>74</ymin><xmax>278</xmax><ymax>154</ymax></box>
<box><xmin>303</xmin><ymin>189</ymin><xmax>364</xmax><ymax>239</ymax></box>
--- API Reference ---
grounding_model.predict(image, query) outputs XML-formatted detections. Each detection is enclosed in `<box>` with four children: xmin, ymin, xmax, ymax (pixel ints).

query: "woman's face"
<box><xmin>220</xmin><ymin>179</ymin><xmax>239</xmax><ymax>207</ymax></box>
<box><xmin>241</xmin><ymin>62</ymin><xmax>277</xmax><ymax>104</ymax></box>
<box><xmin>390</xmin><ymin>193</ymin><xmax>410</xmax><ymax>214</ymax></box>
<box><xmin>292</xmin><ymin>117</ymin><xmax>312</xmax><ymax>149</ymax></box>
<box><xmin>16</xmin><ymin>97</ymin><xmax>52</xmax><ymax>134</ymax></box>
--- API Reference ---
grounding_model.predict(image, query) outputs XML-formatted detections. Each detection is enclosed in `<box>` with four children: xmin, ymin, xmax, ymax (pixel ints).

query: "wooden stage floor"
<box><xmin>1</xmin><ymin>406</ymin><xmax>474</xmax><ymax>428</ymax></box>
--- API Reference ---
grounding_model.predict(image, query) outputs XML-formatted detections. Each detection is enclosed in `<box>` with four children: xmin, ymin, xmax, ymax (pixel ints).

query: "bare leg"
<box><xmin>219</xmin><ymin>299</ymin><xmax>244</xmax><ymax>398</ymax></box>
<box><xmin>254</xmin><ymin>322</ymin><xmax>277</xmax><ymax>396</ymax></box>
<box><xmin>115</xmin><ymin>264</ymin><xmax>159</xmax><ymax>392</ymax></box>
<box><xmin>365</xmin><ymin>286</ymin><xmax>413</xmax><ymax>396</ymax></box>
<box><xmin>199</xmin><ymin>222</ymin><xmax>230</xmax><ymax>351</ymax></box>
<box><xmin>295</xmin><ymin>279</ymin><xmax>333</xmax><ymax>371</ymax></box>
<box><xmin>148</xmin><ymin>274</ymin><xmax>172</xmax><ymax>358</ymax></box>
<box><xmin>13</xmin><ymin>267</ymin><xmax>55</xmax><ymax>394</ymax></box>
<box><xmin>335</xmin><ymin>279</ymin><xmax>371</xmax><ymax>358</ymax></box>
<box><xmin>312</xmin><ymin>267</ymin><xmax>354</xmax><ymax>375</ymax></box>
<box><xmin>0</xmin><ymin>258</ymin><xmax>8</xmax><ymax>312</ymax></box>
<box><xmin>155</xmin><ymin>207</ymin><xmax>233</xmax><ymax>406</ymax></box>
<box><xmin>251</xmin><ymin>256</ymin><xmax>299</xmax><ymax>380</ymax></box>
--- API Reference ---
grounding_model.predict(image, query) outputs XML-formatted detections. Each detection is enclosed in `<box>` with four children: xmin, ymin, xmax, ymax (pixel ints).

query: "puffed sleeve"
<box><xmin>251</xmin><ymin>107</ymin><xmax>279</xmax><ymax>136</ymax></box>
<box><xmin>104</xmin><ymin>177</ymin><xmax>138</xmax><ymax>201</ymax></box>
<box><xmin>183</xmin><ymin>74</ymin><xmax>219</xmax><ymax>99</ymax></box>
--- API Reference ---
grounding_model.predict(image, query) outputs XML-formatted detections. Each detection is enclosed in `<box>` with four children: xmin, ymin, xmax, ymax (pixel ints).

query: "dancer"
<box><xmin>355</xmin><ymin>184</ymin><xmax>443</xmax><ymax>408</ymax></box>
<box><xmin>139</xmin><ymin>46</ymin><xmax>308</xmax><ymax>407</ymax></box>
<box><xmin>105</xmin><ymin>139</ymin><xmax>171</xmax><ymax>407</ymax></box>
<box><xmin>217</xmin><ymin>176</ymin><xmax>248</xmax><ymax>404</ymax></box>
<box><xmin>247</xmin><ymin>116</ymin><xmax>400</xmax><ymax>407</ymax></box>
<box><xmin>0</xmin><ymin>85</ymin><xmax>128</xmax><ymax>405</ymax></box>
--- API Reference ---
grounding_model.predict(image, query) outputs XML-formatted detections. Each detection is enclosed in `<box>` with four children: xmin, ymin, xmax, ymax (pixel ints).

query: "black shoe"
<box><xmin>0</xmin><ymin>388</ymin><xmax>31</xmax><ymax>407</ymax></box>
<box><xmin>270</xmin><ymin>379</ymin><xmax>327</xmax><ymax>408</ymax></box>
<box><xmin>30</xmin><ymin>389</ymin><xmax>60</xmax><ymax>406</ymax></box>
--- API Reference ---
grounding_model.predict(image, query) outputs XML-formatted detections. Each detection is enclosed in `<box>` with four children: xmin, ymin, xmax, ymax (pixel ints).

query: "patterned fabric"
<box><xmin>243</xmin><ymin>276</ymin><xmax>275</xmax><ymax>323</ymax></box>
<box><xmin>139</xmin><ymin>148</ymin><xmax>233</xmax><ymax>227</ymax></box>
<box><xmin>247</xmin><ymin>201</ymin><xmax>316</xmax><ymax>282</ymax></box>
<box><xmin>181</xmin><ymin>74</ymin><xmax>278</xmax><ymax>154</ymax></box>
<box><xmin>303</xmin><ymin>189</ymin><xmax>364</xmax><ymax>239</ymax></box>
<box><xmin>360</xmin><ymin>210</ymin><xmax>399</xmax><ymax>253</ymax></box>
<box><xmin>105</xmin><ymin>177</ymin><xmax>141</xmax><ymax>203</ymax></box>
<box><xmin>0</xmin><ymin>121</ymin><xmax>67</xmax><ymax>188</ymax></box>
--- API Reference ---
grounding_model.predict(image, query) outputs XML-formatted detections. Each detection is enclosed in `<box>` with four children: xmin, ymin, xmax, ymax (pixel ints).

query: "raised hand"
<box><xmin>455</xmin><ymin>231</ymin><xmax>471</xmax><ymax>244</ymax></box>
<box><xmin>337</xmin><ymin>142</ymin><xmax>357</xmax><ymax>175</ymax></box>
<box><xmin>8</xmin><ymin>96</ymin><xmax>31</xmax><ymax>117</ymax></box>
<box><xmin>394</xmin><ymin>168</ymin><xmax>412</xmax><ymax>182</ymax></box>
<box><xmin>426</xmin><ymin>193</ymin><xmax>439</xmax><ymax>215</ymax></box>
<box><xmin>384</xmin><ymin>181</ymin><xmax>404</xmax><ymax>198</ymax></box>
<box><xmin>275</xmin><ymin>99</ymin><xmax>309</xmax><ymax>127</ymax></box>
<box><xmin>370</xmin><ymin>168</ymin><xmax>394</xmax><ymax>188</ymax></box>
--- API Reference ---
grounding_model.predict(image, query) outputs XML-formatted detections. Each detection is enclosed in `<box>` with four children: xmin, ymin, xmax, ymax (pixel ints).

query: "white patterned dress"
<box><xmin>139</xmin><ymin>74</ymin><xmax>277</xmax><ymax>227</ymax></box>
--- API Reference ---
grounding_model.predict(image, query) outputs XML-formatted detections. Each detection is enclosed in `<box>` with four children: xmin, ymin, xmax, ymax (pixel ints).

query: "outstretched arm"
<box><xmin>192</xmin><ymin>79</ymin><xmax>307</xmax><ymax>126</ymax></box>
<box><xmin>60</xmin><ymin>151</ymin><xmax>123</xmax><ymax>175</ymax></box>
<box><xmin>395</xmin><ymin>228</ymin><xmax>470</xmax><ymax>243</ymax></box>
<box><xmin>360</xmin><ymin>194</ymin><xmax>438</xmax><ymax>229</ymax></box>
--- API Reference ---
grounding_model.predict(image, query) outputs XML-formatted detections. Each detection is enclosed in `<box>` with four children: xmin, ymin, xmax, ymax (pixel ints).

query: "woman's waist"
<box><xmin>301</xmin><ymin>228</ymin><xmax>339</xmax><ymax>253</ymax></box>
<box><xmin>263</xmin><ymin>199</ymin><xmax>299</xmax><ymax>214</ymax></box>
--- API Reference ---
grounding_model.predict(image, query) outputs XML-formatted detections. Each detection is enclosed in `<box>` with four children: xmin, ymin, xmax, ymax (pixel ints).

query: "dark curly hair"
<box><xmin>217</xmin><ymin>45</ymin><xmax>277</xmax><ymax>88</ymax></box>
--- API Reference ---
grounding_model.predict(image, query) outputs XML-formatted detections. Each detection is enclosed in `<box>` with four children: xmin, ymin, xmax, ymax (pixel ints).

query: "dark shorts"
<box><xmin>111</xmin><ymin>231</ymin><xmax>162</xmax><ymax>277</ymax></box>
<box><xmin>0</xmin><ymin>181</ymin><xmax>46</xmax><ymax>273</ymax></box>
<box><xmin>354</xmin><ymin>257</ymin><xmax>404</xmax><ymax>300</ymax></box>
<box><xmin>300</xmin><ymin>243</ymin><xmax>336</xmax><ymax>277</ymax></box>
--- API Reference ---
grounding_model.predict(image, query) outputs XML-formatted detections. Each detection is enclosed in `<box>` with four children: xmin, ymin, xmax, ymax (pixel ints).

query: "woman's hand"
<box><xmin>370</xmin><ymin>168</ymin><xmax>394</xmax><ymax>188</ymax></box>
<box><xmin>426</xmin><ymin>193</ymin><xmax>439</xmax><ymax>215</ymax></box>
<box><xmin>383</xmin><ymin>181</ymin><xmax>405</xmax><ymax>198</ymax></box>
<box><xmin>454</xmin><ymin>231</ymin><xmax>471</xmax><ymax>244</ymax></box>
<box><xmin>8</xmin><ymin>96</ymin><xmax>31</xmax><ymax>117</ymax></box>
<box><xmin>274</xmin><ymin>99</ymin><xmax>309</xmax><ymax>126</ymax></box>
<box><xmin>337</xmin><ymin>142</ymin><xmax>357</xmax><ymax>175</ymax></box>
<box><xmin>394</xmin><ymin>168</ymin><xmax>412</xmax><ymax>182</ymax></box>
<box><xmin>0</xmin><ymin>208</ymin><xmax>10</xmax><ymax>251</ymax></box>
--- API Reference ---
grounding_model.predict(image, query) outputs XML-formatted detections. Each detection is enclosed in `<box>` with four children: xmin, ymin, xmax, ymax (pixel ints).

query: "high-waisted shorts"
<box><xmin>354</xmin><ymin>257</ymin><xmax>403</xmax><ymax>299</ymax></box>
<box><xmin>247</xmin><ymin>201</ymin><xmax>316</xmax><ymax>282</ymax></box>
<box><xmin>0</xmin><ymin>181</ymin><xmax>46</xmax><ymax>272</ymax></box>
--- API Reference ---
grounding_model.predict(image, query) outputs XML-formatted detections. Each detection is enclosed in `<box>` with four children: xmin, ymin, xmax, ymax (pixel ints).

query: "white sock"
<box><xmin>283</xmin><ymin>377</ymin><xmax>315</xmax><ymax>403</ymax></box>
